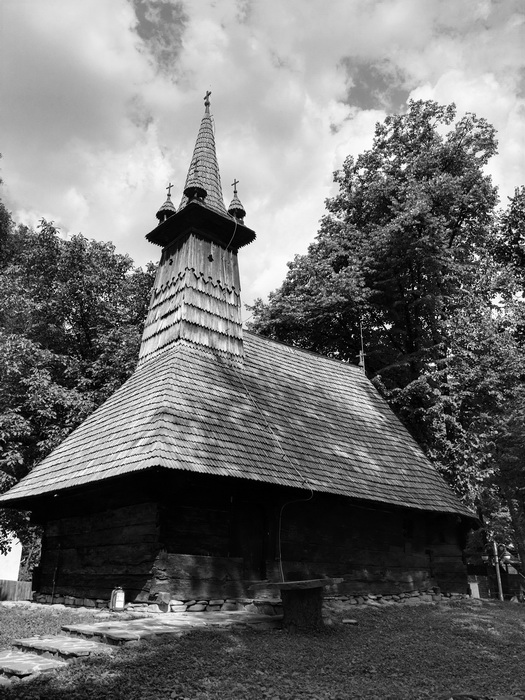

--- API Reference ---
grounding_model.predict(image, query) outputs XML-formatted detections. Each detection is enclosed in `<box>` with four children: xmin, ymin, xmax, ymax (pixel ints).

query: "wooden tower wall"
<box><xmin>139</xmin><ymin>233</ymin><xmax>243</xmax><ymax>364</ymax></box>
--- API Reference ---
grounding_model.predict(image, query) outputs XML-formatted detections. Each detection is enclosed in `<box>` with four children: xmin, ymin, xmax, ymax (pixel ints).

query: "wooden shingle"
<box><xmin>0</xmin><ymin>332</ymin><xmax>471</xmax><ymax>517</ymax></box>
<box><xmin>178</xmin><ymin>108</ymin><xmax>227</xmax><ymax>217</ymax></box>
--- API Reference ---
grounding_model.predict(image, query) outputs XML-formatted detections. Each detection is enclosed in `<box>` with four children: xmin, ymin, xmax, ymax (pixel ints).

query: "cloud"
<box><xmin>131</xmin><ymin>0</ymin><xmax>188</xmax><ymax>76</ymax></box>
<box><xmin>0</xmin><ymin>0</ymin><xmax>523</xmax><ymax>309</ymax></box>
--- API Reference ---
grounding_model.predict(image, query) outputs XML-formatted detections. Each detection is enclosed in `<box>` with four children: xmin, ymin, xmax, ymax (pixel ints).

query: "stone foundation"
<box><xmin>34</xmin><ymin>588</ymin><xmax>470</xmax><ymax>614</ymax></box>
<box><xmin>324</xmin><ymin>589</ymin><xmax>469</xmax><ymax>611</ymax></box>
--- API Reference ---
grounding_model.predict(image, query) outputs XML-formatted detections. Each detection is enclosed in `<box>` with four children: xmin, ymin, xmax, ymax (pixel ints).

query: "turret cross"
<box><xmin>231</xmin><ymin>178</ymin><xmax>239</xmax><ymax>194</ymax></box>
<box><xmin>166</xmin><ymin>182</ymin><xmax>173</xmax><ymax>197</ymax></box>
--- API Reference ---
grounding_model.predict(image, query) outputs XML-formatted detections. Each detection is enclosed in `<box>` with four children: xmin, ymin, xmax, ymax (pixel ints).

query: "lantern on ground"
<box><xmin>110</xmin><ymin>586</ymin><xmax>125</xmax><ymax>611</ymax></box>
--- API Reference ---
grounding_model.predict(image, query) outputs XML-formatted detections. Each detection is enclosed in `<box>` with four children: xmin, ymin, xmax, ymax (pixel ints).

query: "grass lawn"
<box><xmin>1</xmin><ymin>600</ymin><xmax>525</xmax><ymax>699</ymax></box>
<box><xmin>0</xmin><ymin>605</ymin><xmax>113</xmax><ymax>650</ymax></box>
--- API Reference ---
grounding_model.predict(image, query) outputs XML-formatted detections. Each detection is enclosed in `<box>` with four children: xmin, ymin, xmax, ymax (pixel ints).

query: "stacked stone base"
<box><xmin>34</xmin><ymin>588</ymin><xmax>470</xmax><ymax>614</ymax></box>
<box><xmin>324</xmin><ymin>589</ymin><xmax>469</xmax><ymax>612</ymax></box>
<box><xmin>128</xmin><ymin>598</ymin><xmax>283</xmax><ymax>615</ymax></box>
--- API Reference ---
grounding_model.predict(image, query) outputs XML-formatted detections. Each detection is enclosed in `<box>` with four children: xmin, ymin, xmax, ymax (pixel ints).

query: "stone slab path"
<box><xmin>0</xmin><ymin>649</ymin><xmax>67</xmax><ymax>677</ymax></box>
<box><xmin>62</xmin><ymin>609</ymin><xmax>280</xmax><ymax>644</ymax></box>
<box><xmin>0</xmin><ymin>610</ymin><xmax>282</xmax><ymax>686</ymax></box>
<box><xmin>1</xmin><ymin>608</ymin><xmax>524</xmax><ymax>699</ymax></box>
<box><xmin>13</xmin><ymin>635</ymin><xmax>115</xmax><ymax>658</ymax></box>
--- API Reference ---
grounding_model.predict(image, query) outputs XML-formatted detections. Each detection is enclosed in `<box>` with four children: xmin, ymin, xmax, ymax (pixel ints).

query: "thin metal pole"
<box><xmin>359</xmin><ymin>320</ymin><xmax>366</xmax><ymax>373</ymax></box>
<box><xmin>493</xmin><ymin>541</ymin><xmax>504</xmax><ymax>602</ymax></box>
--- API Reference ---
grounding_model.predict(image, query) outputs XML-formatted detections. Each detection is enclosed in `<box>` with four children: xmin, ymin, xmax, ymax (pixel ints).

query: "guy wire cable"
<box><xmin>225</xmin><ymin>216</ymin><xmax>238</xmax><ymax>251</ymax></box>
<box><xmin>230</xmin><ymin>362</ymin><xmax>314</xmax><ymax>582</ymax></box>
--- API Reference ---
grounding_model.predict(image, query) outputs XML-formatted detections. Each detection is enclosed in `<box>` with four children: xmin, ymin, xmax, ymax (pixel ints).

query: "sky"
<box><xmin>0</xmin><ymin>0</ymin><xmax>524</xmax><ymax>312</ymax></box>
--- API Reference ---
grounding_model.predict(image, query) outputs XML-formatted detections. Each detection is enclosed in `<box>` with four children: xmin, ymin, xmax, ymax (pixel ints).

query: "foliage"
<box><xmin>1</xmin><ymin>602</ymin><xmax>525</xmax><ymax>698</ymax></box>
<box><xmin>251</xmin><ymin>100</ymin><xmax>498</xmax><ymax>380</ymax></box>
<box><xmin>249</xmin><ymin>100</ymin><xmax>502</xmax><ymax>451</ymax></box>
<box><xmin>249</xmin><ymin>99</ymin><xmax>525</xmax><ymax>550</ymax></box>
<box><xmin>494</xmin><ymin>186</ymin><xmax>525</xmax><ymax>289</ymax></box>
<box><xmin>0</xmin><ymin>215</ymin><xmax>156</xmax><ymax>555</ymax></box>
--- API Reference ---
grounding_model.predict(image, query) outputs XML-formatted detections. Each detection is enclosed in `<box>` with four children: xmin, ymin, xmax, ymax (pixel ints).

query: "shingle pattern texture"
<box><xmin>156</xmin><ymin>196</ymin><xmax>177</xmax><ymax>218</ymax></box>
<box><xmin>178</xmin><ymin>110</ymin><xmax>228</xmax><ymax>217</ymax></box>
<box><xmin>228</xmin><ymin>191</ymin><xmax>246</xmax><ymax>219</ymax></box>
<box><xmin>138</xmin><ymin>236</ymin><xmax>243</xmax><ymax>363</ymax></box>
<box><xmin>0</xmin><ymin>332</ymin><xmax>471</xmax><ymax>517</ymax></box>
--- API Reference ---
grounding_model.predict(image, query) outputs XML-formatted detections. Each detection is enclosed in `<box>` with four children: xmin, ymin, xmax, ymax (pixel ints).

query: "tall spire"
<box><xmin>140</xmin><ymin>95</ymin><xmax>257</xmax><ymax>367</ymax></box>
<box><xmin>179</xmin><ymin>91</ymin><xmax>228</xmax><ymax>216</ymax></box>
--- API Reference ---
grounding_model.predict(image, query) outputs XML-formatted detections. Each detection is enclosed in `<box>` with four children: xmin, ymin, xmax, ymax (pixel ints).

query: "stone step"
<box><xmin>0</xmin><ymin>648</ymin><xmax>67</xmax><ymax>678</ymax></box>
<box><xmin>13</xmin><ymin>635</ymin><xmax>115</xmax><ymax>659</ymax></box>
<box><xmin>61</xmin><ymin>620</ymin><xmax>193</xmax><ymax>644</ymax></box>
<box><xmin>0</xmin><ymin>610</ymin><xmax>282</xmax><ymax>687</ymax></box>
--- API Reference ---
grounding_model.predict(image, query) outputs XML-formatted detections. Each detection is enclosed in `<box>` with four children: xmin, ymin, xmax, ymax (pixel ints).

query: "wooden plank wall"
<box><xmin>152</xmin><ymin>475</ymin><xmax>468</xmax><ymax>599</ymax></box>
<box><xmin>0</xmin><ymin>579</ymin><xmax>32</xmax><ymax>601</ymax></box>
<box><xmin>33</xmin><ymin>471</ymin><xmax>469</xmax><ymax>601</ymax></box>
<box><xmin>38</xmin><ymin>501</ymin><xmax>160</xmax><ymax>601</ymax></box>
<box><xmin>151</xmin><ymin>552</ymin><xmax>246</xmax><ymax>600</ymax></box>
<box><xmin>275</xmin><ymin>496</ymin><xmax>467</xmax><ymax>595</ymax></box>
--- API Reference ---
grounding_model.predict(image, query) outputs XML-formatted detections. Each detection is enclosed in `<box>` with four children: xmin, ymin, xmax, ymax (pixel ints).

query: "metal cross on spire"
<box><xmin>204</xmin><ymin>90</ymin><xmax>211</xmax><ymax>112</ymax></box>
<box><xmin>231</xmin><ymin>178</ymin><xmax>239</xmax><ymax>194</ymax></box>
<box><xmin>166</xmin><ymin>182</ymin><xmax>173</xmax><ymax>197</ymax></box>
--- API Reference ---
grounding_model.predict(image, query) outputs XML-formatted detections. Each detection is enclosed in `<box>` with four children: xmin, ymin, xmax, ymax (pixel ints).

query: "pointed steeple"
<box><xmin>179</xmin><ymin>91</ymin><xmax>228</xmax><ymax>216</ymax></box>
<box><xmin>228</xmin><ymin>178</ymin><xmax>246</xmax><ymax>223</ymax></box>
<box><xmin>139</xmin><ymin>95</ymin><xmax>257</xmax><ymax>367</ymax></box>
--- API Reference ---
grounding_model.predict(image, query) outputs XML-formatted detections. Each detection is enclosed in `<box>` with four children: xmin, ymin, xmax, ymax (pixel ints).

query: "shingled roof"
<box><xmin>178</xmin><ymin>97</ymin><xmax>228</xmax><ymax>217</ymax></box>
<box><xmin>0</xmin><ymin>96</ymin><xmax>472</xmax><ymax>524</ymax></box>
<box><xmin>0</xmin><ymin>332</ymin><xmax>471</xmax><ymax>517</ymax></box>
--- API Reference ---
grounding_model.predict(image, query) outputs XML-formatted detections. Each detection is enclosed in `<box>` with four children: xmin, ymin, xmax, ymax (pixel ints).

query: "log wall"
<box><xmin>34</xmin><ymin>474</ymin><xmax>162</xmax><ymax>601</ymax></box>
<box><xmin>32</xmin><ymin>470</ymin><xmax>469</xmax><ymax>601</ymax></box>
<box><xmin>150</xmin><ymin>472</ymin><xmax>468</xmax><ymax>599</ymax></box>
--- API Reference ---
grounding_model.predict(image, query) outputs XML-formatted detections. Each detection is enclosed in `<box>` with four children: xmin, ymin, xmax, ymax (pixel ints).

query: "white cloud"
<box><xmin>0</xmin><ymin>0</ymin><xmax>523</xmax><ymax>308</ymax></box>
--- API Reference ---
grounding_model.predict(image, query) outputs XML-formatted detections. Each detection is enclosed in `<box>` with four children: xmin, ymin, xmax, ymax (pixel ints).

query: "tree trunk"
<box><xmin>505</xmin><ymin>493</ymin><xmax>525</xmax><ymax>575</ymax></box>
<box><xmin>281</xmin><ymin>587</ymin><xmax>325</xmax><ymax>633</ymax></box>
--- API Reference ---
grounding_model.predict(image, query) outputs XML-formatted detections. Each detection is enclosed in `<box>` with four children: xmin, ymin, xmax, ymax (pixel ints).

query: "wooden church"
<box><xmin>0</xmin><ymin>95</ymin><xmax>474</xmax><ymax>605</ymax></box>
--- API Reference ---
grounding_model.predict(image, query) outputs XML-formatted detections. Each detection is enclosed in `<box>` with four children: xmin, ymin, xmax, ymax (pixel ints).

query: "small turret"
<box><xmin>228</xmin><ymin>178</ymin><xmax>246</xmax><ymax>223</ymax></box>
<box><xmin>156</xmin><ymin>183</ymin><xmax>177</xmax><ymax>224</ymax></box>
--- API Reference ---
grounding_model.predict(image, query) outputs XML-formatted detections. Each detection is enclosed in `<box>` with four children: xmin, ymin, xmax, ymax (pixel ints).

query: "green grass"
<box><xmin>0</xmin><ymin>605</ymin><xmax>110</xmax><ymax>649</ymax></box>
<box><xmin>1</xmin><ymin>601</ymin><xmax>525</xmax><ymax>699</ymax></box>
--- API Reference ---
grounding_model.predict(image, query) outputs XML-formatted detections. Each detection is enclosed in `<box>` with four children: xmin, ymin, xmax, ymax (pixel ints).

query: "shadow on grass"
<box><xmin>2</xmin><ymin>605</ymin><xmax>525</xmax><ymax>700</ymax></box>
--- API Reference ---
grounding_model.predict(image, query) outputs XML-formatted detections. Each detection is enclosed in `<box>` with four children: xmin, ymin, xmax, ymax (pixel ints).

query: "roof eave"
<box><xmin>0</xmin><ymin>464</ymin><xmax>477</xmax><ymax>523</ymax></box>
<box><xmin>146</xmin><ymin>202</ymin><xmax>256</xmax><ymax>250</ymax></box>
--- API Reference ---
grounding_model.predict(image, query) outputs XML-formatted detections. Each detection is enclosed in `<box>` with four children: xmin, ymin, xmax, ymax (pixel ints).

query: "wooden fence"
<box><xmin>0</xmin><ymin>579</ymin><xmax>32</xmax><ymax>601</ymax></box>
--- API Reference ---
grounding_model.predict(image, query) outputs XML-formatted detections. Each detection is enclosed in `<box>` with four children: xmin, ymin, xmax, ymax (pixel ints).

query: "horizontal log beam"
<box><xmin>250</xmin><ymin>578</ymin><xmax>343</xmax><ymax>591</ymax></box>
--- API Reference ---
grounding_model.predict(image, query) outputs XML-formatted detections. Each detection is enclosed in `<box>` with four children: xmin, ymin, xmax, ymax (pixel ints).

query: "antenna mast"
<box><xmin>358</xmin><ymin>320</ymin><xmax>366</xmax><ymax>373</ymax></box>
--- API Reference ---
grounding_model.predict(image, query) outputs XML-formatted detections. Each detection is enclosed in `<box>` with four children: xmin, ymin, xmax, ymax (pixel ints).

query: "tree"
<box><xmin>250</xmin><ymin>99</ymin><xmax>525</xmax><ymax>558</ymax></box>
<box><xmin>250</xmin><ymin>100</ymin><xmax>499</xmax><ymax>447</ymax></box>
<box><xmin>0</xmin><ymin>215</ymin><xmax>156</xmax><ymax>555</ymax></box>
<box><xmin>485</xmin><ymin>188</ymin><xmax>525</xmax><ymax>560</ymax></box>
<box><xmin>494</xmin><ymin>186</ymin><xmax>525</xmax><ymax>287</ymax></box>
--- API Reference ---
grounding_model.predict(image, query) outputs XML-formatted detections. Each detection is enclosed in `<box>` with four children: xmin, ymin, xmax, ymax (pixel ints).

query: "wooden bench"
<box><xmin>250</xmin><ymin>578</ymin><xmax>343</xmax><ymax>632</ymax></box>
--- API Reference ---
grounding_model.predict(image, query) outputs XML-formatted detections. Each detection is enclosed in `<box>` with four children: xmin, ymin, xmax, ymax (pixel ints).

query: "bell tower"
<box><xmin>138</xmin><ymin>94</ymin><xmax>255</xmax><ymax>366</ymax></box>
